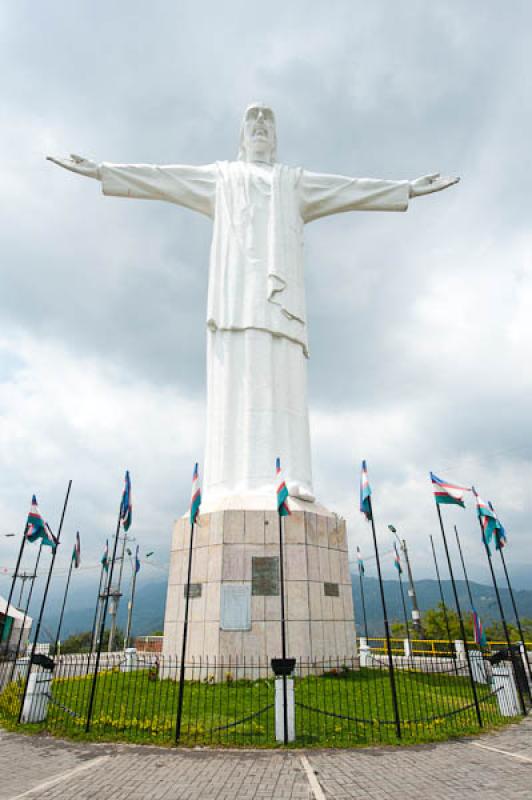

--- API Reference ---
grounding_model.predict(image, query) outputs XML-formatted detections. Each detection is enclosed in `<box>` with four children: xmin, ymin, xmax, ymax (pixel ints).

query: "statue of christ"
<box><xmin>48</xmin><ymin>103</ymin><xmax>458</xmax><ymax>508</ymax></box>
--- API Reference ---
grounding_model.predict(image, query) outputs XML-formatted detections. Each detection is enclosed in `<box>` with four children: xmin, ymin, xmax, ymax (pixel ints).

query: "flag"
<box><xmin>356</xmin><ymin>545</ymin><xmax>365</xmax><ymax>576</ymax></box>
<box><xmin>473</xmin><ymin>487</ymin><xmax>497</xmax><ymax>548</ymax></box>
<box><xmin>276</xmin><ymin>457</ymin><xmax>291</xmax><ymax>517</ymax></box>
<box><xmin>25</xmin><ymin>496</ymin><xmax>57</xmax><ymax>550</ymax></box>
<box><xmin>472</xmin><ymin>608</ymin><xmax>487</xmax><ymax>648</ymax></box>
<box><xmin>190</xmin><ymin>462</ymin><xmax>201</xmax><ymax>524</ymax></box>
<box><xmin>101</xmin><ymin>540</ymin><xmax>109</xmax><ymax>573</ymax></box>
<box><xmin>72</xmin><ymin>531</ymin><xmax>81</xmax><ymax>568</ymax></box>
<box><xmin>393</xmin><ymin>541</ymin><xmax>403</xmax><ymax>574</ymax></box>
<box><xmin>42</xmin><ymin>522</ymin><xmax>58</xmax><ymax>550</ymax></box>
<box><xmin>120</xmin><ymin>471</ymin><xmax>132</xmax><ymax>531</ymax></box>
<box><xmin>25</xmin><ymin>495</ymin><xmax>46</xmax><ymax>543</ymax></box>
<box><xmin>360</xmin><ymin>460</ymin><xmax>372</xmax><ymax>521</ymax></box>
<box><xmin>135</xmin><ymin>545</ymin><xmax>141</xmax><ymax>574</ymax></box>
<box><xmin>430</xmin><ymin>472</ymin><xmax>471</xmax><ymax>508</ymax></box>
<box><xmin>489</xmin><ymin>502</ymin><xmax>507</xmax><ymax>551</ymax></box>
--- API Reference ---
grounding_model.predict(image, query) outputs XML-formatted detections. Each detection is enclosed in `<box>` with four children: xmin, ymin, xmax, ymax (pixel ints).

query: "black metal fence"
<box><xmin>0</xmin><ymin>648</ymin><xmax>527</xmax><ymax>747</ymax></box>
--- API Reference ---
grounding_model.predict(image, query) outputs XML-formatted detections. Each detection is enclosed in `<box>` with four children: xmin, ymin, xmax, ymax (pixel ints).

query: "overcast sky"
<box><xmin>1</xmin><ymin>1</ymin><xmax>531</xmax><ymax>611</ymax></box>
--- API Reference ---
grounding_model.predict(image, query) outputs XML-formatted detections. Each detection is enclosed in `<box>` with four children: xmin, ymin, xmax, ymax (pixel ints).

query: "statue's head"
<box><xmin>238</xmin><ymin>102</ymin><xmax>277</xmax><ymax>163</ymax></box>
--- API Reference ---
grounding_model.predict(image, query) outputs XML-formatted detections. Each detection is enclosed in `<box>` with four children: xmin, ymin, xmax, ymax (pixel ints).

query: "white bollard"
<box><xmin>469</xmin><ymin>650</ymin><xmax>488</xmax><ymax>684</ymax></box>
<box><xmin>121</xmin><ymin>647</ymin><xmax>138</xmax><ymax>673</ymax></box>
<box><xmin>454</xmin><ymin>639</ymin><xmax>465</xmax><ymax>658</ymax></box>
<box><xmin>492</xmin><ymin>665</ymin><xmax>521</xmax><ymax>717</ymax></box>
<box><xmin>404</xmin><ymin>639</ymin><xmax>411</xmax><ymax>658</ymax></box>
<box><xmin>359</xmin><ymin>637</ymin><xmax>370</xmax><ymax>667</ymax></box>
<box><xmin>21</xmin><ymin>669</ymin><xmax>53</xmax><ymax>723</ymax></box>
<box><xmin>275</xmin><ymin>678</ymin><xmax>295</xmax><ymax>742</ymax></box>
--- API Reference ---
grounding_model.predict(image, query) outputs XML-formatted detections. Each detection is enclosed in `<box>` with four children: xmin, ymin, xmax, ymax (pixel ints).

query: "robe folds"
<box><xmin>99</xmin><ymin>160</ymin><xmax>410</xmax><ymax>505</ymax></box>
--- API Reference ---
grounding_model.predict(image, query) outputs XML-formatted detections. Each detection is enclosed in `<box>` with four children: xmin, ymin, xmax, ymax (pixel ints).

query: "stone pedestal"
<box><xmin>163</xmin><ymin>508</ymin><xmax>355</xmax><ymax>662</ymax></box>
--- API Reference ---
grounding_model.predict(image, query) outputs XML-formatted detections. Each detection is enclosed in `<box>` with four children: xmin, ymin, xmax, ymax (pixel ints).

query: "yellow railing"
<box><xmin>365</xmin><ymin>637</ymin><xmax>532</xmax><ymax>656</ymax></box>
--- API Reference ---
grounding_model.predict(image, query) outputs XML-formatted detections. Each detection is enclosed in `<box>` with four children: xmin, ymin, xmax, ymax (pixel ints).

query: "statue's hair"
<box><xmin>238</xmin><ymin>102</ymin><xmax>277</xmax><ymax>162</ymax></box>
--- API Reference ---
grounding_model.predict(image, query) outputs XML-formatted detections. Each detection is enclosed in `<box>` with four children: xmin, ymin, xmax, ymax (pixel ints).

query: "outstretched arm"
<box><xmin>300</xmin><ymin>169</ymin><xmax>459</xmax><ymax>223</ymax></box>
<box><xmin>47</xmin><ymin>154</ymin><xmax>217</xmax><ymax>218</ymax></box>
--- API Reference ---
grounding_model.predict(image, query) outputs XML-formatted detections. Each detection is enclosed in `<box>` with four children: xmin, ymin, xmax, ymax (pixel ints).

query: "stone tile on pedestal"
<box><xmin>207</xmin><ymin>545</ymin><xmax>223</xmax><ymax>582</ymax></box>
<box><xmin>287</xmin><ymin>621</ymin><xmax>311</xmax><ymax>660</ymax></box>
<box><xmin>245</xmin><ymin>510</ymin><xmax>265</xmax><ymax>543</ymax></box>
<box><xmin>285</xmin><ymin>543</ymin><xmax>308</xmax><ymax>581</ymax></box>
<box><xmin>284</xmin><ymin>511</ymin><xmax>306</xmax><ymax>544</ymax></box>
<box><xmin>319</xmin><ymin>547</ymin><xmax>331</xmax><ymax>583</ymax></box>
<box><xmin>224</xmin><ymin>510</ymin><xmax>245</xmax><ymax>543</ymax></box>
<box><xmin>286</xmin><ymin>581</ymin><xmax>309</xmax><ymax>621</ymax></box>
<box><xmin>222</xmin><ymin>544</ymin><xmax>245</xmax><ymax>581</ymax></box>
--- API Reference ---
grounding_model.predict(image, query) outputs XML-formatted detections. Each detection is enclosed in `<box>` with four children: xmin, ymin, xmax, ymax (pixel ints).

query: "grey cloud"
<box><xmin>1</xmin><ymin>1</ymin><xmax>532</xmax><ymax>596</ymax></box>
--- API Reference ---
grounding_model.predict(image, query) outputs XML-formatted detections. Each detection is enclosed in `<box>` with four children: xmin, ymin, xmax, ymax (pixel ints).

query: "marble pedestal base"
<box><xmin>163</xmin><ymin>508</ymin><xmax>356</xmax><ymax>662</ymax></box>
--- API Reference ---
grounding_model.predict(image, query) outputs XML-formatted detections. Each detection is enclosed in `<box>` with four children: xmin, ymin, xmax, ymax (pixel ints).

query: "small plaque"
<box><xmin>183</xmin><ymin>583</ymin><xmax>202</xmax><ymax>599</ymax></box>
<box><xmin>324</xmin><ymin>582</ymin><xmax>339</xmax><ymax>597</ymax></box>
<box><xmin>221</xmin><ymin>584</ymin><xmax>251</xmax><ymax>631</ymax></box>
<box><xmin>252</xmin><ymin>556</ymin><xmax>279</xmax><ymax>596</ymax></box>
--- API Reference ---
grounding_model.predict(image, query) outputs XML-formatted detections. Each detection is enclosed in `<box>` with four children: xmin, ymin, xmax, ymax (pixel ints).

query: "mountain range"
<box><xmin>35</xmin><ymin>571</ymin><xmax>532</xmax><ymax>643</ymax></box>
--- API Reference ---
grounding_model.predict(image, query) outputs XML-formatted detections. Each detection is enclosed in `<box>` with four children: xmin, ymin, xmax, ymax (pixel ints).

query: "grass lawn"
<box><xmin>0</xmin><ymin>665</ymin><xmax>512</xmax><ymax>748</ymax></box>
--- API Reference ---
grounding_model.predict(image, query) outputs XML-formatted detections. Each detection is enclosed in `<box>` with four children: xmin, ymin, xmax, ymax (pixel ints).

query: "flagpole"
<box><xmin>400</xmin><ymin>537</ymin><xmax>424</xmax><ymax>638</ymax></box>
<box><xmin>435</xmin><ymin>503</ymin><xmax>482</xmax><ymax>726</ymax></box>
<box><xmin>87</xmin><ymin>561</ymin><xmax>106</xmax><ymax>675</ymax></box>
<box><xmin>278</xmin><ymin>509</ymin><xmax>290</xmax><ymax>745</ymax></box>
<box><xmin>9</xmin><ymin>541</ymin><xmax>43</xmax><ymax>682</ymax></box>
<box><xmin>476</xmin><ymin>514</ymin><xmax>526</xmax><ymax>714</ymax></box>
<box><xmin>175</xmin><ymin>520</ymin><xmax>195</xmax><ymax>743</ymax></box>
<box><xmin>89</xmin><ymin>563</ymin><xmax>105</xmax><ymax>654</ymax></box>
<box><xmin>0</xmin><ymin>525</ymin><xmax>27</xmax><ymax>654</ymax></box>
<box><xmin>85</xmin><ymin>498</ymin><xmax>124</xmax><ymax>732</ymax></box>
<box><xmin>498</xmin><ymin>547</ymin><xmax>532</xmax><ymax>694</ymax></box>
<box><xmin>397</xmin><ymin>570</ymin><xmax>411</xmax><ymax>654</ymax></box>
<box><xmin>454</xmin><ymin>526</ymin><xmax>475</xmax><ymax>609</ymax></box>
<box><xmin>357</xmin><ymin>563</ymin><xmax>369</xmax><ymax>640</ymax></box>
<box><xmin>367</xmin><ymin>496</ymin><xmax>401</xmax><ymax>739</ymax></box>
<box><xmin>18</xmin><ymin>480</ymin><xmax>72</xmax><ymax>723</ymax></box>
<box><xmin>108</xmin><ymin>530</ymin><xmax>128</xmax><ymax>653</ymax></box>
<box><xmin>52</xmin><ymin>556</ymin><xmax>74</xmax><ymax>656</ymax></box>
<box><xmin>124</xmin><ymin>551</ymin><xmax>139</xmax><ymax>649</ymax></box>
<box><xmin>429</xmin><ymin>534</ymin><xmax>454</xmax><ymax>657</ymax></box>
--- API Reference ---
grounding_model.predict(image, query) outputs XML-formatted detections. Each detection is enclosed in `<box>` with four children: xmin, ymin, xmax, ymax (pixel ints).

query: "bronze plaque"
<box><xmin>183</xmin><ymin>583</ymin><xmax>202</xmax><ymax>599</ymax></box>
<box><xmin>324</xmin><ymin>582</ymin><xmax>339</xmax><ymax>597</ymax></box>
<box><xmin>252</xmin><ymin>556</ymin><xmax>279</xmax><ymax>596</ymax></box>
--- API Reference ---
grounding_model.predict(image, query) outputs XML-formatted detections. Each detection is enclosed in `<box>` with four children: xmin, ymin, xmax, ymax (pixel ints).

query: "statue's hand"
<box><xmin>409</xmin><ymin>173</ymin><xmax>460</xmax><ymax>198</ymax></box>
<box><xmin>46</xmin><ymin>153</ymin><xmax>101</xmax><ymax>180</ymax></box>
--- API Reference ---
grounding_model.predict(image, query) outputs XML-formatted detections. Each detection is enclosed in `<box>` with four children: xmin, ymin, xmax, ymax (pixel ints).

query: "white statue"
<box><xmin>48</xmin><ymin>103</ymin><xmax>458</xmax><ymax>507</ymax></box>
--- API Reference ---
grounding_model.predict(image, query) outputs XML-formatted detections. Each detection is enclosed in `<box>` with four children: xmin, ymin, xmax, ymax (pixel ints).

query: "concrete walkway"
<box><xmin>1</xmin><ymin>717</ymin><xmax>531</xmax><ymax>799</ymax></box>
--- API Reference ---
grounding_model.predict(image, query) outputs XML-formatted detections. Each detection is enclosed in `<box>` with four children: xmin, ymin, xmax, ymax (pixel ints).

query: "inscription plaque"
<box><xmin>324</xmin><ymin>582</ymin><xmax>339</xmax><ymax>597</ymax></box>
<box><xmin>252</xmin><ymin>556</ymin><xmax>279</xmax><ymax>596</ymax></box>
<box><xmin>220</xmin><ymin>584</ymin><xmax>251</xmax><ymax>630</ymax></box>
<box><xmin>183</xmin><ymin>583</ymin><xmax>202</xmax><ymax>599</ymax></box>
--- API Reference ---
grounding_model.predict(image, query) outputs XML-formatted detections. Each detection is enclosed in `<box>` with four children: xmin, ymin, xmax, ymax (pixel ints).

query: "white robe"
<box><xmin>99</xmin><ymin>160</ymin><xmax>410</xmax><ymax>505</ymax></box>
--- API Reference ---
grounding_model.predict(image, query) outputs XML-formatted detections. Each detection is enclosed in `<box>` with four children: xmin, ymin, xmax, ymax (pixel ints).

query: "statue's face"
<box><xmin>242</xmin><ymin>104</ymin><xmax>276</xmax><ymax>161</ymax></box>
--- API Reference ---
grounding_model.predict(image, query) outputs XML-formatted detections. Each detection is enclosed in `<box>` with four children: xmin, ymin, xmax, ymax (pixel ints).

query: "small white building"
<box><xmin>0</xmin><ymin>595</ymin><xmax>32</xmax><ymax>653</ymax></box>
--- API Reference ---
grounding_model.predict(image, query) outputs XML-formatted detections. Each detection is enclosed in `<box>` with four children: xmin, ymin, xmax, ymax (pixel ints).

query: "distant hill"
<box><xmin>351</xmin><ymin>574</ymin><xmax>532</xmax><ymax>636</ymax></box>
<box><xmin>43</xmin><ymin>578</ymin><xmax>168</xmax><ymax>642</ymax></box>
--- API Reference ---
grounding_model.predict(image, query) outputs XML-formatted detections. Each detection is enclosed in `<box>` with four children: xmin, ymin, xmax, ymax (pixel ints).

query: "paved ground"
<box><xmin>1</xmin><ymin>718</ymin><xmax>531</xmax><ymax>800</ymax></box>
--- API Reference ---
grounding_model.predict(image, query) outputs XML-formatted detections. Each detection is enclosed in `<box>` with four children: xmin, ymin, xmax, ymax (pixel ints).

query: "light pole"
<box><xmin>388</xmin><ymin>525</ymin><xmax>424</xmax><ymax>637</ymax></box>
<box><xmin>108</xmin><ymin>532</ymin><xmax>134</xmax><ymax>652</ymax></box>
